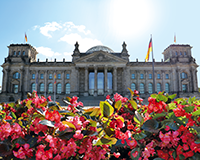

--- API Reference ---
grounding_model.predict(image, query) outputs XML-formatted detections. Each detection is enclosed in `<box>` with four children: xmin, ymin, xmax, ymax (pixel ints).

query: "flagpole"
<box><xmin>151</xmin><ymin>34</ymin><xmax>156</xmax><ymax>93</ymax></box>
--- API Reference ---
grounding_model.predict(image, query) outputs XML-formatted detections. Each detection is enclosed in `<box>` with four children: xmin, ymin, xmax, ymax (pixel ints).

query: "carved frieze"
<box><xmin>86</xmin><ymin>53</ymin><xmax>118</xmax><ymax>62</ymax></box>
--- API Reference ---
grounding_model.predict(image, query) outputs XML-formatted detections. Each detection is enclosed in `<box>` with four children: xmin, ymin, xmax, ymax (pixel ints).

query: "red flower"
<box><xmin>114</xmin><ymin>152</ymin><xmax>120</xmax><ymax>158</ymax></box>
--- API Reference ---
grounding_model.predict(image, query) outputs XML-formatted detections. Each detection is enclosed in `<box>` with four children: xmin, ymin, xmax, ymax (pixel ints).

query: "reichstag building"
<box><xmin>0</xmin><ymin>41</ymin><xmax>199</xmax><ymax>104</ymax></box>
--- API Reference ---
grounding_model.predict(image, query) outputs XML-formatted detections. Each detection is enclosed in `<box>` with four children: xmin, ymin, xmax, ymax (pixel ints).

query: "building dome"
<box><xmin>86</xmin><ymin>45</ymin><xmax>114</xmax><ymax>53</ymax></box>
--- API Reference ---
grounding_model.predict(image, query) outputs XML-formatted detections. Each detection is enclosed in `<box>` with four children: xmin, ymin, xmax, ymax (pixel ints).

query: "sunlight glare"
<box><xmin>108</xmin><ymin>0</ymin><xmax>156</xmax><ymax>38</ymax></box>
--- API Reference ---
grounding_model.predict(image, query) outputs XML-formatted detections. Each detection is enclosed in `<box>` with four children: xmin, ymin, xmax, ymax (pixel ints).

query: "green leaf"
<box><xmin>192</xmin><ymin>109</ymin><xmax>200</xmax><ymax>116</ymax></box>
<box><xmin>25</xmin><ymin>100</ymin><xmax>32</xmax><ymax>109</ymax></box>
<box><xmin>153</xmin><ymin>158</ymin><xmax>164</xmax><ymax>160</ymax></box>
<box><xmin>153</xmin><ymin>113</ymin><xmax>167</xmax><ymax>119</ymax></box>
<box><xmin>62</xmin><ymin>121</ymin><xmax>76</xmax><ymax>130</ymax></box>
<box><xmin>168</xmin><ymin>103</ymin><xmax>176</xmax><ymax>110</ymax></box>
<box><xmin>195</xmin><ymin>139</ymin><xmax>200</xmax><ymax>144</ymax></box>
<box><xmin>135</xmin><ymin>111</ymin><xmax>143</xmax><ymax>123</ymax></box>
<box><xmin>161</xmin><ymin>119</ymin><xmax>179</xmax><ymax>130</ymax></box>
<box><xmin>172</xmin><ymin>151</ymin><xmax>176</xmax><ymax>159</ymax></box>
<box><xmin>183</xmin><ymin>106</ymin><xmax>195</xmax><ymax>113</ymax></box>
<box><xmin>130</xmin><ymin>147</ymin><xmax>140</xmax><ymax>160</ymax></box>
<box><xmin>27</xmin><ymin>136</ymin><xmax>38</xmax><ymax>148</ymax></box>
<box><xmin>128</xmin><ymin>87</ymin><xmax>134</xmax><ymax>99</ymax></box>
<box><xmin>128</xmin><ymin>100</ymin><xmax>137</xmax><ymax>110</ymax></box>
<box><xmin>114</xmin><ymin>100</ymin><xmax>122</xmax><ymax>110</ymax></box>
<box><xmin>39</xmin><ymin>120</ymin><xmax>55</xmax><ymax>127</ymax></box>
<box><xmin>151</xmin><ymin>94</ymin><xmax>157</xmax><ymax>99</ymax></box>
<box><xmin>94</xmin><ymin>136</ymin><xmax>117</xmax><ymax>146</ymax></box>
<box><xmin>142</xmin><ymin>119</ymin><xmax>159</xmax><ymax>133</ymax></box>
<box><xmin>58</xmin><ymin>110</ymin><xmax>75</xmax><ymax>117</ymax></box>
<box><xmin>179</xmin><ymin>154</ymin><xmax>185</xmax><ymax>160</ymax></box>
<box><xmin>104</xmin><ymin>127</ymin><xmax>115</xmax><ymax>136</ymax></box>
<box><xmin>156</xmin><ymin>94</ymin><xmax>168</xmax><ymax>102</ymax></box>
<box><xmin>134</xmin><ymin>131</ymin><xmax>147</xmax><ymax>140</ymax></box>
<box><xmin>188</xmin><ymin>97</ymin><xmax>192</xmax><ymax>105</ymax></box>
<box><xmin>9</xmin><ymin>111</ymin><xmax>16</xmax><ymax>119</ymax></box>
<box><xmin>0</xmin><ymin>111</ymin><xmax>6</xmax><ymax>120</ymax></box>
<box><xmin>168</xmin><ymin>94</ymin><xmax>176</xmax><ymax>100</ymax></box>
<box><xmin>48</xmin><ymin>101</ymin><xmax>60</xmax><ymax>110</ymax></box>
<box><xmin>100</xmin><ymin>101</ymin><xmax>114</xmax><ymax>118</ymax></box>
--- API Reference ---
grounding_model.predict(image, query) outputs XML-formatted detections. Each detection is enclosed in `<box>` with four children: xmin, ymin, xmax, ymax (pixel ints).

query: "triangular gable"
<box><xmin>75</xmin><ymin>51</ymin><xmax>127</xmax><ymax>63</ymax></box>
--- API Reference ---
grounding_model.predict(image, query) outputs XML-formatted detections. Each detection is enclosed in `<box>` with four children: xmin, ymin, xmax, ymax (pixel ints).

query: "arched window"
<box><xmin>13</xmin><ymin>51</ymin><xmax>16</xmax><ymax>56</ymax></box>
<box><xmin>40</xmin><ymin>74</ymin><xmax>44</xmax><ymax>79</ymax></box>
<box><xmin>148</xmin><ymin>83</ymin><xmax>153</xmax><ymax>94</ymax></box>
<box><xmin>18</xmin><ymin>51</ymin><xmax>21</xmax><ymax>56</ymax></box>
<box><xmin>57</xmin><ymin>83</ymin><xmax>62</xmax><ymax>94</ymax></box>
<box><xmin>48</xmin><ymin>83</ymin><xmax>53</xmax><ymax>93</ymax></box>
<box><xmin>131</xmin><ymin>83</ymin><xmax>136</xmax><ymax>91</ymax></box>
<box><xmin>66</xmin><ymin>83</ymin><xmax>70</xmax><ymax>94</ymax></box>
<box><xmin>13</xmin><ymin>72</ymin><xmax>20</xmax><ymax>79</ymax></box>
<box><xmin>23</xmin><ymin>51</ymin><xmax>25</xmax><ymax>55</ymax></box>
<box><xmin>13</xmin><ymin>84</ymin><xmax>19</xmax><ymax>93</ymax></box>
<box><xmin>157</xmin><ymin>83</ymin><xmax>161</xmax><ymax>93</ymax></box>
<box><xmin>31</xmin><ymin>83</ymin><xmax>36</xmax><ymax>92</ymax></box>
<box><xmin>40</xmin><ymin>83</ymin><xmax>44</xmax><ymax>93</ymax></box>
<box><xmin>140</xmin><ymin>83</ymin><xmax>144</xmax><ymax>94</ymax></box>
<box><xmin>181</xmin><ymin>72</ymin><xmax>187</xmax><ymax>79</ymax></box>
<box><xmin>165</xmin><ymin>83</ymin><xmax>170</xmax><ymax>93</ymax></box>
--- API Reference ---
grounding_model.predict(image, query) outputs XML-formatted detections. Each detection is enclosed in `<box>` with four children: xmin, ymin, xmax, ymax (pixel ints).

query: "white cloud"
<box><xmin>35</xmin><ymin>46</ymin><xmax>62</xmax><ymax>57</ymax></box>
<box><xmin>59</xmin><ymin>33</ymin><xmax>102</xmax><ymax>52</ymax></box>
<box><xmin>33</xmin><ymin>25</ymin><xmax>40</xmax><ymax>30</ymax></box>
<box><xmin>40</xmin><ymin>22</ymin><xmax>62</xmax><ymax>38</ymax></box>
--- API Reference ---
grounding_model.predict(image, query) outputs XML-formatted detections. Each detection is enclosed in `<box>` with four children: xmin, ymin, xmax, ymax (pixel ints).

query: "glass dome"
<box><xmin>86</xmin><ymin>45</ymin><xmax>114</xmax><ymax>53</ymax></box>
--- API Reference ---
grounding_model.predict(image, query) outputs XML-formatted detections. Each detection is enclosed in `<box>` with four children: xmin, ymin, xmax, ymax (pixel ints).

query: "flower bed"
<box><xmin>1</xmin><ymin>89</ymin><xmax>200</xmax><ymax>160</ymax></box>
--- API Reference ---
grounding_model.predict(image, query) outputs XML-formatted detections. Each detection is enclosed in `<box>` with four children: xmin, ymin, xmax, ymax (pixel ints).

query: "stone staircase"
<box><xmin>78</xmin><ymin>96</ymin><xmax>106</xmax><ymax>107</ymax></box>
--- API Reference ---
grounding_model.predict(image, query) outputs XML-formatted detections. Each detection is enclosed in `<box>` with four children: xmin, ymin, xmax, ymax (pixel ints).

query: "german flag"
<box><xmin>54</xmin><ymin>73</ymin><xmax>56</xmax><ymax>84</ymax></box>
<box><xmin>145</xmin><ymin>38</ymin><xmax>152</xmax><ymax>62</ymax></box>
<box><xmin>25</xmin><ymin>33</ymin><xmax>28</xmax><ymax>42</ymax></box>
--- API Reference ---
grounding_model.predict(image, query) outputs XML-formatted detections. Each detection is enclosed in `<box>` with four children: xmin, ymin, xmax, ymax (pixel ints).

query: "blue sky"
<box><xmin>1</xmin><ymin>0</ymin><xmax>200</xmax><ymax>87</ymax></box>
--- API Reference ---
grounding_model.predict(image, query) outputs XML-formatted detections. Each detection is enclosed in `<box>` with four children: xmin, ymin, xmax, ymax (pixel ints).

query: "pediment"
<box><xmin>75</xmin><ymin>51</ymin><xmax>127</xmax><ymax>63</ymax></box>
<box><xmin>182</xmin><ymin>78</ymin><xmax>190</xmax><ymax>84</ymax></box>
<box><xmin>11</xmin><ymin>79</ymin><xmax>20</xmax><ymax>84</ymax></box>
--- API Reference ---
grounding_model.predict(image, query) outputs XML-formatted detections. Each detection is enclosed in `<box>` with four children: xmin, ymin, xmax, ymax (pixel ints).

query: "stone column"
<box><xmin>20</xmin><ymin>68</ymin><xmax>24</xmax><ymax>99</ymax></box>
<box><xmin>6</xmin><ymin>69</ymin><xmax>10</xmax><ymax>92</ymax></box>
<box><xmin>113</xmin><ymin>67</ymin><xmax>117</xmax><ymax>93</ymax></box>
<box><xmin>75</xmin><ymin>67</ymin><xmax>79</xmax><ymax>95</ymax></box>
<box><xmin>36</xmin><ymin>70</ymin><xmax>39</xmax><ymax>92</ymax></box>
<box><xmin>44</xmin><ymin>70</ymin><xmax>47</xmax><ymax>97</ymax></box>
<box><xmin>62</xmin><ymin>71</ymin><xmax>65</xmax><ymax>94</ymax></box>
<box><xmin>192</xmin><ymin>68</ymin><xmax>198</xmax><ymax>92</ymax></box>
<box><xmin>145</xmin><ymin>71</ymin><xmax>148</xmax><ymax>93</ymax></box>
<box><xmin>2</xmin><ymin>69</ymin><xmax>6</xmax><ymax>92</ymax></box>
<box><xmin>136</xmin><ymin>70</ymin><xmax>139</xmax><ymax>91</ymax></box>
<box><xmin>94</xmin><ymin>67</ymin><xmax>98</xmax><ymax>96</ymax></box>
<box><xmin>104</xmin><ymin>67</ymin><xmax>108</xmax><ymax>95</ymax></box>
<box><xmin>161</xmin><ymin>70</ymin><xmax>165</xmax><ymax>91</ymax></box>
<box><xmin>84</xmin><ymin>67</ymin><xmax>88</xmax><ymax>96</ymax></box>
<box><xmin>176</xmin><ymin>69</ymin><xmax>181</xmax><ymax>94</ymax></box>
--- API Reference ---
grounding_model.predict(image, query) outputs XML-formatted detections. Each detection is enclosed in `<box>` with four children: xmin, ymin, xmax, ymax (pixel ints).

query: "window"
<box><xmin>148</xmin><ymin>83</ymin><xmax>153</xmax><ymax>94</ymax></box>
<box><xmin>66</xmin><ymin>74</ymin><xmax>70</xmax><ymax>79</ymax></box>
<box><xmin>157</xmin><ymin>83</ymin><xmax>161</xmax><ymax>92</ymax></box>
<box><xmin>140</xmin><ymin>83</ymin><xmax>144</xmax><ymax>94</ymax></box>
<box><xmin>13</xmin><ymin>51</ymin><xmax>16</xmax><ymax>56</ymax></box>
<box><xmin>57</xmin><ymin>74</ymin><xmax>61</xmax><ymax>79</ymax></box>
<box><xmin>131</xmin><ymin>74</ymin><xmax>135</xmax><ymax>79</ymax></box>
<box><xmin>32</xmin><ymin>74</ymin><xmax>35</xmax><ymax>79</ymax></box>
<box><xmin>48</xmin><ymin>83</ymin><xmax>53</xmax><ymax>93</ymax></box>
<box><xmin>182</xmin><ymin>84</ymin><xmax>187</xmax><ymax>92</ymax></box>
<box><xmin>18</xmin><ymin>51</ymin><xmax>21</xmax><ymax>56</ymax></box>
<box><xmin>166</xmin><ymin>74</ymin><xmax>169</xmax><ymax>79</ymax></box>
<box><xmin>140</xmin><ymin>74</ymin><xmax>144</xmax><ymax>79</ymax></box>
<box><xmin>23</xmin><ymin>51</ymin><xmax>25</xmax><ymax>55</ymax></box>
<box><xmin>180</xmin><ymin>51</ymin><xmax>182</xmax><ymax>55</ymax></box>
<box><xmin>149</xmin><ymin>74</ymin><xmax>152</xmax><ymax>79</ymax></box>
<box><xmin>157</xmin><ymin>74</ymin><xmax>161</xmax><ymax>79</ymax></box>
<box><xmin>13</xmin><ymin>72</ymin><xmax>20</xmax><ymax>79</ymax></box>
<box><xmin>13</xmin><ymin>84</ymin><xmax>18</xmax><ymax>93</ymax></box>
<box><xmin>40</xmin><ymin>74</ymin><xmax>44</xmax><ymax>79</ymax></box>
<box><xmin>175</xmin><ymin>51</ymin><xmax>178</xmax><ymax>56</ymax></box>
<box><xmin>184</xmin><ymin>52</ymin><xmax>187</xmax><ymax>56</ymax></box>
<box><xmin>131</xmin><ymin>83</ymin><xmax>136</xmax><ymax>91</ymax></box>
<box><xmin>49</xmin><ymin>74</ymin><xmax>53</xmax><ymax>79</ymax></box>
<box><xmin>181</xmin><ymin>72</ymin><xmax>187</xmax><ymax>79</ymax></box>
<box><xmin>40</xmin><ymin>83</ymin><xmax>44</xmax><ymax>93</ymax></box>
<box><xmin>66</xmin><ymin>83</ymin><xmax>70</xmax><ymax>94</ymax></box>
<box><xmin>165</xmin><ymin>83</ymin><xmax>170</xmax><ymax>93</ymax></box>
<box><xmin>57</xmin><ymin>83</ymin><xmax>62</xmax><ymax>94</ymax></box>
<box><xmin>31</xmin><ymin>83</ymin><xmax>36</xmax><ymax>92</ymax></box>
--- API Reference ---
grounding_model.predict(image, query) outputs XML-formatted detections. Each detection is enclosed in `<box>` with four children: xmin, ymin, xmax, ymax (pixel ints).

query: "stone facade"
<box><xmin>0</xmin><ymin>42</ymin><xmax>199</xmax><ymax>104</ymax></box>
